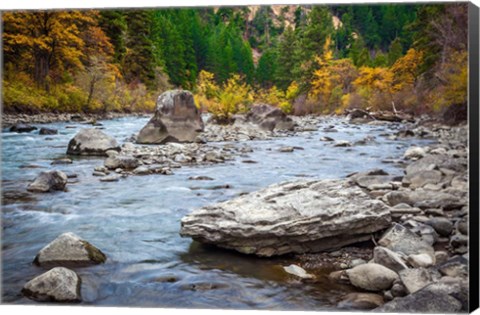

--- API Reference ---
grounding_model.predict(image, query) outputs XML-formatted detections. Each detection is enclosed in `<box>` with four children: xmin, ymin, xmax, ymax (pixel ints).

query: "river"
<box><xmin>1</xmin><ymin>116</ymin><xmax>432</xmax><ymax>309</ymax></box>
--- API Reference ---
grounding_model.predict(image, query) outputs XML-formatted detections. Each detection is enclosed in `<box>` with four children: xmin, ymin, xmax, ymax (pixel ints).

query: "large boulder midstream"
<box><xmin>180</xmin><ymin>179</ymin><xmax>391</xmax><ymax>257</ymax></box>
<box><xmin>34</xmin><ymin>232</ymin><xmax>106</xmax><ymax>268</ymax></box>
<box><xmin>22</xmin><ymin>267</ymin><xmax>82</xmax><ymax>303</ymax></box>
<box><xmin>137</xmin><ymin>90</ymin><xmax>204</xmax><ymax>144</ymax></box>
<box><xmin>67</xmin><ymin>128</ymin><xmax>120</xmax><ymax>156</ymax></box>
<box><xmin>245</xmin><ymin>104</ymin><xmax>295</xmax><ymax>131</ymax></box>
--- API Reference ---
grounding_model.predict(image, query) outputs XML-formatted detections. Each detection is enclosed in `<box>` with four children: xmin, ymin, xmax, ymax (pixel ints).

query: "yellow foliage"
<box><xmin>430</xmin><ymin>50</ymin><xmax>468</xmax><ymax>111</ymax></box>
<box><xmin>195</xmin><ymin>71</ymin><xmax>253</xmax><ymax>121</ymax></box>
<box><xmin>391</xmin><ymin>48</ymin><xmax>423</xmax><ymax>91</ymax></box>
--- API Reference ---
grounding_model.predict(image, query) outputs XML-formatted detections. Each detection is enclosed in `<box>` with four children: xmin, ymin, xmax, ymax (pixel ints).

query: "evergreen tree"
<box><xmin>387</xmin><ymin>37</ymin><xmax>403</xmax><ymax>66</ymax></box>
<box><xmin>255</xmin><ymin>48</ymin><xmax>278</xmax><ymax>88</ymax></box>
<box><xmin>98</xmin><ymin>10</ymin><xmax>127</xmax><ymax>65</ymax></box>
<box><xmin>275</xmin><ymin>26</ymin><xmax>297</xmax><ymax>90</ymax></box>
<box><xmin>124</xmin><ymin>10</ymin><xmax>157</xmax><ymax>89</ymax></box>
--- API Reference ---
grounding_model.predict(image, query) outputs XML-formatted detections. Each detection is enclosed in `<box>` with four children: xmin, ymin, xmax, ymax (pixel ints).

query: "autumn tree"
<box><xmin>3</xmin><ymin>11</ymin><xmax>96</xmax><ymax>90</ymax></box>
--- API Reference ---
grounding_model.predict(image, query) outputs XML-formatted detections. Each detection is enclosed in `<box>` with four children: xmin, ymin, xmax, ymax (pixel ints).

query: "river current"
<box><xmin>1</xmin><ymin>116</ymin><xmax>431</xmax><ymax>309</ymax></box>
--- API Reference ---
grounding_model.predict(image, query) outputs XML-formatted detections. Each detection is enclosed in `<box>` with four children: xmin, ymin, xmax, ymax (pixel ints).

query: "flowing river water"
<box><xmin>1</xmin><ymin>116</ymin><xmax>432</xmax><ymax>309</ymax></box>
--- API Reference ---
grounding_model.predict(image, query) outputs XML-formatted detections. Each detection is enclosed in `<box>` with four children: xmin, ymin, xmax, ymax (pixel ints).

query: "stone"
<box><xmin>405</xmin><ymin>154</ymin><xmax>467</xmax><ymax>176</ymax></box>
<box><xmin>137</xmin><ymin>90</ymin><xmax>204</xmax><ymax>144</ymax></box>
<box><xmin>320</xmin><ymin>136</ymin><xmax>334</xmax><ymax>141</ymax></box>
<box><xmin>39</xmin><ymin>127</ymin><xmax>58</xmax><ymax>135</ymax></box>
<box><xmin>27</xmin><ymin>170</ymin><xmax>68</xmax><ymax>193</ymax></box>
<box><xmin>132</xmin><ymin>166</ymin><xmax>150</xmax><ymax>175</ymax></box>
<box><xmin>402</xmin><ymin>170</ymin><xmax>442</xmax><ymax>188</ymax></box>
<box><xmin>391</xmin><ymin>282</ymin><xmax>407</xmax><ymax>297</ymax></box>
<box><xmin>10</xmin><ymin>124</ymin><xmax>37</xmax><ymax>133</ymax></box>
<box><xmin>435</xmin><ymin>251</ymin><xmax>449</xmax><ymax>264</ymax></box>
<box><xmin>279</xmin><ymin>146</ymin><xmax>294</xmax><ymax>153</ymax></box>
<box><xmin>425</xmin><ymin>217</ymin><xmax>453</xmax><ymax>237</ymax></box>
<box><xmin>21</xmin><ymin>267</ymin><xmax>81</xmax><ymax>303</ymax></box>
<box><xmin>329</xmin><ymin>270</ymin><xmax>350</xmax><ymax>284</ymax></box>
<box><xmin>375</xmin><ymin>283</ymin><xmax>463</xmax><ymax>313</ymax></box>
<box><xmin>399</xmin><ymin>268</ymin><xmax>432</xmax><ymax>293</ymax></box>
<box><xmin>283</xmin><ymin>264</ymin><xmax>315</xmax><ymax>279</ymax></box>
<box><xmin>384</xmin><ymin>190</ymin><xmax>464</xmax><ymax>210</ymax></box>
<box><xmin>378</xmin><ymin>223</ymin><xmax>434</xmax><ymax>258</ymax></box>
<box><xmin>51</xmin><ymin>158</ymin><xmax>73</xmax><ymax>165</ymax></box>
<box><xmin>373</xmin><ymin>246</ymin><xmax>408</xmax><ymax>272</ymax></box>
<box><xmin>350</xmin><ymin>259</ymin><xmax>367</xmax><ymax>268</ymax></box>
<box><xmin>105</xmin><ymin>150</ymin><xmax>119</xmax><ymax>158</ymax></box>
<box><xmin>346</xmin><ymin>263</ymin><xmax>398</xmax><ymax>291</ymax></box>
<box><xmin>67</xmin><ymin>128</ymin><xmax>120</xmax><ymax>156</ymax></box>
<box><xmin>180</xmin><ymin>179</ymin><xmax>391</xmax><ymax>257</ymax></box>
<box><xmin>189</xmin><ymin>176</ymin><xmax>214</xmax><ymax>181</ymax></box>
<box><xmin>457</xmin><ymin>217</ymin><xmax>468</xmax><ymax>235</ymax></box>
<box><xmin>384</xmin><ymin>191</ymin><xmax>411</xmax><ymax>206</ymax></box>
<box><xmin>438</xmin><ymin>256</ymin><xmax>468</xmax><ymax>278</ymax></box>
<box><xmin>337</xmin><ymin>293</ymin><xmax>384</xmax><ymax>310</ymax></box>
<box><xmin>104</xmin><ymin>155</ymin><xmax>139</xmax><ymax>170</ymax></box>
<box><xmin>245</xmin><ymin>104</ymin><xmax>295</xmax><ymax>131</ymax></box>
<box><xmin>403</xmin><ymin>146</ymin><xmax>426</xmax><ymax>160</ymax></box>
<box><xmin>100</xmin><ymin>174</ymin><xmax>121</xmax><ymax>182</ymax></box>
<box><xmin>353</xmin><ymin>175</ymin><xmax>397</xmax><ymax>190</ymax></box>
<box><xmin>34</xmin><ymin>232</ymin><xmax>106</xmax><ymax>268</ymax></box>
<box><xmin>450</xmin><ymin>233</ymin><xmax>468</xmax><ymax>248</ymax></box>
<box><xmin>334</xmin><ymin>140</ymin><xmax>352</xmax><ymax>147</ymax></box>
<box><xmin>407</xmin><ymin>253</ymin><xmax>435</xmax><ymax>268</ymax></box>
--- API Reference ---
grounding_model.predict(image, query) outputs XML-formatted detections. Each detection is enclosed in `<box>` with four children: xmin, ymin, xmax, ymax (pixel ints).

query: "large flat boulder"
<box><xmin>245</xmin><ymin>104</ymin><xmax>295</xmax><ymax>131</ymax></box>
<box><xmin>137</xmin><ymin>90</ymin><xmax>204</xmax><ymax>144</ymax></box>
<box><xmin>67</xmin><ymin>128</ymin><xmax>120</xmax><ymax>156</ymax></box>
<box><xmin>180</xmin><ymin>179</ymin><xmax>391</xmax><ymax>257</ymax></box>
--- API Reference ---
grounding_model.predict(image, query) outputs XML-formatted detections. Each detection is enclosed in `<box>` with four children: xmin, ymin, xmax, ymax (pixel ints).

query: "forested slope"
<box><xmin>2</xmin><ymin>3</ymin><xmax>468</xmax><ymax>119</ymax></box>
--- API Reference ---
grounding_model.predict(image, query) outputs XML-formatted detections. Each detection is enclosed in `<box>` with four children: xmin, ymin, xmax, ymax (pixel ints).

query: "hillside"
<box><xmin>2</xmin><ymin>3</ymin><xmax>468</xmax><ymax>120</ymax></box>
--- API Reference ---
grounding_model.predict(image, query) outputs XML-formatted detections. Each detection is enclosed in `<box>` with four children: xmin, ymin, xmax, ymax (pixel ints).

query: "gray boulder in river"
<box><xmin>137</xmin><ymin>90</ymin><xmax>204</xmax><ymax>144</ymax></box>
<box><xmin>34</xmin><ymin>232</ymin><xmax>106</xmax><ymax>268</ymax></box>
<box><xmin>22</xmin><ymin>267</ymin><xmax>82</xmax><ymax>303</ymax></box>
<box><xmin>245</xmin><ymin>104</ymin><xmax>295</xmax><ymax>131</ymax></box>
<box><xmin>67</xmin><ymin>128</ymin><xmax>120</xmax><ymax>156</ymax></box>
<box><xmin>27</xmin><ymin>170</ymin><xmax>67</xmax><ymax>193</ymax></box>
<box><xmin>180</xmin><ymin>179</ymin><xmax>391</xmax><ymax>257</ymax></box>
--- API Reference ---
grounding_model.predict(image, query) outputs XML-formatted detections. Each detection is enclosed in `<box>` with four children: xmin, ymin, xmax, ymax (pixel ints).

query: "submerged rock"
<box><xmin>27</xmin><ymin>170</ymin><xmax>67</xmax><ymax>193</ymax></box>
<box><xmin>137</xmin><ymin>90</ymin><xmax>204</xmax><ymax>144</ymax></box>
<box><xmin>34</xmin><ymin>232</ymin><xmax>106</xmax><ymax>268</ymax></box>
<box><xmin>337</xmin><ymin>292</ymin><xmax>384</xmax><ymax>310</ymax></box>
<box><xmin>67</xmin><ymin>128</ymin><xmax>120</xmax><ymax>156</ymax></box>
<box><xmin>10</xmin><ymin>124</ymin><xmax>37</xmax><ymax>133</ymax></box>
<box><xmin>283</xmin><ymin>264</ymin><xmax>315</xmax><ymax>279</ymax></box>
<box><xmin>39</xmin><ymin>127</ymin><xmax>58</xmax><ymax>135</ymax></box>
<box><xmin>22</xmin><ymin>267</ymin><xmax>81</xmax><ymax>303</ymax></box>
<box><xmin>180</xmin><ymin>178</ymin><xmax>391</xmax><ymax>257</ymax></box>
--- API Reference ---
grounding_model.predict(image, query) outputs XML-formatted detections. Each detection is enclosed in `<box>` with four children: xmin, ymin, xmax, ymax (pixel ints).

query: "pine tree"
<box><xmin>123</xmin><ymin>10</ymin><xmax>157</xmax><ymax>89</ymax></box>
<box><xmin>274</xmin><ymin>26</ymin><xmax>297</xmax><ymax>90</ymax></box>
<box><xmin>387</xmin><ymin>37</ymin><xmax>403</xmax><ymax>66</ymax></box>
<box><xmin>98</xmin><ymin>10</ymin><xmax>127</xmax><ymax>65</ymax></box>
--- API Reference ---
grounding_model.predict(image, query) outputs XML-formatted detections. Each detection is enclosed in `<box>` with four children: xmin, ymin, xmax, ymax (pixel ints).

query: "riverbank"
<box><xmin>1</xmin><ymin>112</ymin><xmax>151</xmax><ymax>127</ymax></box>
<box><xmin>179</xmin><ymin>118</ymin><xmax>468</xmax><ymax>311</ymax></box>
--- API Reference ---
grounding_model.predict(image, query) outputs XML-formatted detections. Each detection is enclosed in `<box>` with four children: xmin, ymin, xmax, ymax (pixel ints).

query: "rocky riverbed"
<box><xmin>1</xmin><ymin>110</ymin><xmax>469</xmax><ymax>311</ymax></box>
